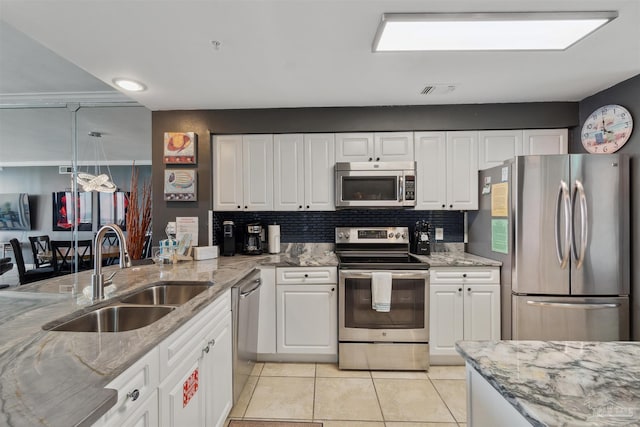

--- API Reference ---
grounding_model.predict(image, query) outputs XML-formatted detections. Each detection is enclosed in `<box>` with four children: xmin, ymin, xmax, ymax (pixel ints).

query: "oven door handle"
<box><xmin>340</xmin><ymin>271</ymin><xmax>429</xmax><ymax>280</ymax></box>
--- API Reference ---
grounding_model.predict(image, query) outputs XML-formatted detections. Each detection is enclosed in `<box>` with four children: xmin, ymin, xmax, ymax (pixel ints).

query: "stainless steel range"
<box><xmin>336</xmin><ymin>226</ymin><xmax>429</xmax><ymax>371</ymax></box>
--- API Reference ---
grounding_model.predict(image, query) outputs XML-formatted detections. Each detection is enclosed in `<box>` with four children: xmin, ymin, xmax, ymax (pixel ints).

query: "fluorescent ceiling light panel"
<box><xmin>373</xmin><ymin>12</ymin><xmax>617</xmax><ymax>51</ymax></box>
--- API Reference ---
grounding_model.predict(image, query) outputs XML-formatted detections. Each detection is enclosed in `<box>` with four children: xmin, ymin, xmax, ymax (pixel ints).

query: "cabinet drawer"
<box><xmin>430</xmin><ymin>267</ymin><xmax>499</xmax><ymax>284</ymax></box>
<box><xmin>159</xmin><ymin>289</ymin><xmax>231</xmax><ymax>381</ymax></box>
<box><xmin>277</xmin><ymin>266</ymin><xmax>337</xmax><ymax>284</ymax></box>
<box><xmin>101</xmin><ymin>347</ymin><xmax>160</xmax><ymax>427</ymax></box>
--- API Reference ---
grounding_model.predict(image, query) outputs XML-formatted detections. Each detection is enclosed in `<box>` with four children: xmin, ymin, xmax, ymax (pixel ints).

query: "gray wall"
<box><xmin>570</xmin><ymin>74</ymin><xmax>640</xmax><ymax>340</ymax></box>
<box><xmin>152</xmin><ymin>102</ymin><xmax>578</xmax><ymax>246</ymax></box>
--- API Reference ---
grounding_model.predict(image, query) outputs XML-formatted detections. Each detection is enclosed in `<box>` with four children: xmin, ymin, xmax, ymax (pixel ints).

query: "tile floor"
<box><xmin>227</xmin><ymin>363</ymin><xmax>467</xmax><ymax>427</ymax></box>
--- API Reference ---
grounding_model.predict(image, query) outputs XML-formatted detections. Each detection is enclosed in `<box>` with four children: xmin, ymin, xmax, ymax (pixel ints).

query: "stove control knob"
<box><xmin>338</xmin><ymin>232</ymin><xmax>344</xmax><ymax>239</ymax></box>
<box><xmin>388</xmin><ymin>232</ymin><xmax>394</xmax><ymax>238</ymax></box>
<box><xmin>345</xmin><ymin>233</ymin><xmax>350</xmax><ymax>239</ymax></box>
<box><xmin>395</xmin><ymin>233</ymin><xmax>401</xmax><ymax>239</ymax></box>
<box><xmin>401</xmin><ymin>232</ymin><xmax>407</xmax><ymax>239</ymax></box>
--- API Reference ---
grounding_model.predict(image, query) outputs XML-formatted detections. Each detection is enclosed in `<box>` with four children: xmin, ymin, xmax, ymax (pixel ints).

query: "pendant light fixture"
<box><xmin>76</xmin><ymin>131</ymin><xmax>117</xmax><ymax>193</ymax></box>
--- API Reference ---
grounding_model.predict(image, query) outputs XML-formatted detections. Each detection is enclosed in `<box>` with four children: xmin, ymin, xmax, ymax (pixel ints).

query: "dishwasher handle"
<box><xmin>240</xmin><ymin>278</ymin><xmax>262</xmax><ymax>299</ymax></box>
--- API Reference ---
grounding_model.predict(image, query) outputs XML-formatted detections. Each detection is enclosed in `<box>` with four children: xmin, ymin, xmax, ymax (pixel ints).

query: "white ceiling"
<box><xmin>1</xmin><ymin>0</ymin><xmax>639</xmax><ymax>111</ymax></box>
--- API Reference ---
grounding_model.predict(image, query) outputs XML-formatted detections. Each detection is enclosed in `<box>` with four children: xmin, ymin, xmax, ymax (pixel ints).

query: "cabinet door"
<box><xmin>335</xmin><ymin>133</ymin><xmax>374</xmax><ymax>162</ymax></box>
<box><xmin>159</xmin><ymin>346</ymin><xmax>206</xmax><ymax>427</ymax></box>
<box><xmin>429</xmin><ymin>284</ymin><xmax>464</xmax><ymax>357</ymax></box>
<box><xmin>478</xmin><ymin>130</ymin><xmax>523</xmax><ymax>170</ymax></box>
<box><xmin>276</xmin><ymin>284</ymin><xmax>337</xmax><ymax>354</ymax></box>
<box><xmin>522</xmin><ymin>129</ymin><xmax>568</xmax><ymax>155</ymax></box>
<box><xmin>243</xmin><ymin>134</ymin><xmax>273</xmax><ymax>210</ymax></box>
<box><xmin>213</xmin><ymin>135</ymin><xmax>243</xmax><ymax>211</ymax></box>
<box><xmin>273</xmin><ymin>134</ymin><xmax>304</xmax><ymax>211</ymax></box>
<box><xmin>374</xmin><ymin>132</ymin><xmax>414</xmax><ymax>161</ymax></box>
<box><xmin>304</xmin><ymin>133</ymin><xmax>335</xmax><ymax>211</ymax></box>
<box><xmin>414</xmin><ymin>132</ymin><xmax>447</xmax><ymax>210</ymax></box>
<box><xmin>464</xmin><ymin>284</ymin><xmax>501</xmax><ymax>341</ymax></box>
<box><xmin>203</xmin><ymin>311</ymin><xmax>233</xmax><ymax>427</ymax></box>
<box><xmin>446</xmin><ymin>131</ymin><xmax>478</xmax><ymax>210</ymax></box>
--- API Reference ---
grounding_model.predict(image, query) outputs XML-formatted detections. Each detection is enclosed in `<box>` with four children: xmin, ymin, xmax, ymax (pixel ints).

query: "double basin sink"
<box><xmin>43</xmin><ymin>282</ymin><xmax>212</xmax><ymax>333</ymax></box>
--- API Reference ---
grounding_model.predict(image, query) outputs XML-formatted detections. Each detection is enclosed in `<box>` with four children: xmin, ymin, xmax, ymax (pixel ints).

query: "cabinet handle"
<box><xmin>376</xmin><ymin>157</ymin><xmax>380</xmax><ymax>161</ymax></box>
<box><xmin>331</xmin><ymin>287</ymin><xmax>335</xmax><ymax>292</ymax></box>
<box><xmin>203</xmin><ymin>345</ymin><xmax>210</xmax><ymax>354</ymax></box>
<box><xmin>237</xmin><ymin>205</ymin><xmax>241</xmax><ymax>209</ymax></box>
<box><xmin>458</xmin><ymin>288</ymin><xmax>462</xmax><ymax>292</ymax></box>
<box><xmin>208</xmin><ymin>339</ymin><xmax>216</xmax><ymax>347</ymax></box>
<box><xmin>368</xmin><ymin>157</ymin><xmax>373</xmax><ymax>161</ymax></box>
<box><xmin>442</xmin><ymin>204</ymin><xmax>446</xmax><ymax>208</ymax></box>
<box><xmin>299</xmin><ymin>205</ymin><xmax>303</xmax><ymax>209</ymax></box>
<box><xmin>245</xmin><ymin>206</ymin><xmax>248</xmax><ymax>209</ymax></box>
<box><xmin>467</xmin><ymin>287</ymin><xmax>471</xmax><ymax>292</ymax></box>
<box><xmin>462</xmin><ymin>273</ymin><xmax>467</xmax><ymax>278</ymax></box>
<box><xmin>306</xmin><ymin>205</ymin><xmax>310</xmax><ymax>209</ymax></box>
<box><xmin>449</xmin><ymin>204</ymin><xmax>453</xmax><ymax>208</ymax></box>
<box><xmin>304</xmin><ymin>274</ymin><xmax>309</xmax><ymax>278</ymax></box>
<box><xmin>127</xmin><ymin>389</ymin><xmax>140</xmax><ymax>402</ymax></box>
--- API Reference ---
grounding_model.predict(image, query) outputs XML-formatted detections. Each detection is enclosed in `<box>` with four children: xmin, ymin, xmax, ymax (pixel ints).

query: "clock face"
<box><xmin>581</xmin><ymin>104</ymin><xmax>633</xmax><ymax>154</ymax></box>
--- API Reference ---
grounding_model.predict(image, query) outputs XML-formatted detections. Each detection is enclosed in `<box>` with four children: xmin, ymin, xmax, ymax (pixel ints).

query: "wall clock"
<box><xmin>581</xmin><ymin>104</ymin><xmax>633</xmax><ymax>154</ymax></box>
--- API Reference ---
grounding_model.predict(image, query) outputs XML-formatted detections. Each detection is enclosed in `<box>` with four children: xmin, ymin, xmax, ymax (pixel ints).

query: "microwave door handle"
<box><xmin>398</xmin><ymin>176</ymin><xmax>404</xmax><ymax>202</ymax></box>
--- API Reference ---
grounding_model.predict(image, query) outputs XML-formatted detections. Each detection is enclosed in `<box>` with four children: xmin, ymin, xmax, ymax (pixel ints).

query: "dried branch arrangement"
<box><xmin>125</xmin><ymin>165</ymin><xmax>152</xmax><ymax>260</ymax></box>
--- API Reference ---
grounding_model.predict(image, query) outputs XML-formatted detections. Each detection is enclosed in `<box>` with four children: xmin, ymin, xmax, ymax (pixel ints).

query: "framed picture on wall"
<box><xmin>163</xmin><ymin>132</ymin><xmax>196</xmax><ymax>164</ymax></box>
<box><xmin>52</xmin><ymin>192</ymin><xmax>93</xmax><ymax>231</ymax></box>
<box><xmin>164</xmin><ymin>169</ymin><xmax>197</xmax><ymax>201</ymax></box>
<box><xmin>98</xmin><ymin>191</ymin><xmax>128</xmax><ymax>230</ymax></box>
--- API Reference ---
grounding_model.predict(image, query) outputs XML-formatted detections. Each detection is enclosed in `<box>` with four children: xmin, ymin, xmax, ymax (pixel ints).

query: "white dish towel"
<box><xmin>371</xmin><ymin>271</ymin><xmax>393</xmax><ymax>312</ymax></box>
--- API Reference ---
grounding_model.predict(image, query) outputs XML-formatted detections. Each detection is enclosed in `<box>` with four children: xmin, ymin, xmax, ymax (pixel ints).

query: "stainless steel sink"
<box><xmin>46</xmin><ymin>305</ymin><xmax>175</xmax><ymax>332</ymax></box>
<box><xmin>120</xmin><ymin>283</ymin><xmax>210</xmax><ymax>306</ymax></box>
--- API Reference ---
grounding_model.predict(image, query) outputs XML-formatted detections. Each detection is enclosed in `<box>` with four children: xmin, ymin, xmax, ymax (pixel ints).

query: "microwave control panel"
<box><xmin>404</xmin><ymin>176</ymin><xmax>415</xmax><ymax>201</ymax></box>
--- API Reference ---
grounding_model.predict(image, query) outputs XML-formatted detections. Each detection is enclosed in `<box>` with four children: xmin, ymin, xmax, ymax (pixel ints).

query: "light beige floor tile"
<box><xmin>320</xmin><ymin>421</ymin><xmax>384</xmax><ymax>427</ymax></box>
<box><xmin>228</xmin><ymin>375</ymin><xmax>259</xmax><ymax>418</ymax></box>
<box><xmin>385</xmin><ymin>423</ymin><xmax>458</xmax><ymax>427</ymax></box>
<box><xmin>251</xmin><ymin>362</ymin><xmax>264</xmax><ymax>376</ymax></box>
<box><xmin>315</xmin><ymin>377</ymin><xmax>383</xmax><ymax>421</ymax></box>
<box><xmin>432</xmin><ymin>379</ymin><xmax>467</xmax><ymax>422</ymax></box>
<box><xmin>374</xmin><ymin>378</ymin><xmax>455</xmax><ymax>422</ymax></box>
<box><xmin>427</xmin><ymin>365</ymin><xmax>466</xmax><ymax>380</ymax></box>
<box><xmin>316</xmin><ymin>363</ymin><xmax>372</xmax><ymax>378</ymax></box>
<box><xmin>260</xmin><ymin>362</ymin><xmax>316</xmax><ymax>377</ymax></box>
<box><xmin>244</xmin><ymin>376</ymin><xmax>314</xmax><ymax>420</ymax></box>
<box><xmin>370</xmin><ymin>370</ymin><xmax>428</xmax><ymax>379</ymax></box>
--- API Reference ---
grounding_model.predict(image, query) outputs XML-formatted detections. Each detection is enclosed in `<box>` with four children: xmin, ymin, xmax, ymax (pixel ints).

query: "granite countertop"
<box><xmin>0</xmin><ymin>245</ymin><xmax>337</xmax><ymax>427</ymax></box>
<box><xmin>456</xmin><ymin>340</ymin><xmax>640</xmax><ymax>426</ymax></box>
<box><xmin>414</xmin><ymin>251</ymin><xmax>502</xmax><ymax>267</ymax></box>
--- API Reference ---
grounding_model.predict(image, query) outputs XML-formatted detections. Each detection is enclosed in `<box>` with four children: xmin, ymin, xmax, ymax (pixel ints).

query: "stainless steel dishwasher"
<box><xmin>231</xmin><ymin>269</ymin><xmax>262</xmax><ymax>404</ymax></box>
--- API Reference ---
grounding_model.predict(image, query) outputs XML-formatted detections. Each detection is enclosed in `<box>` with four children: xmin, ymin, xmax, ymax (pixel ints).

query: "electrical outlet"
<box><xmin>435</xmin><ymin>228</ymin><xmax>444</xmax><ymax>241</ymax></box>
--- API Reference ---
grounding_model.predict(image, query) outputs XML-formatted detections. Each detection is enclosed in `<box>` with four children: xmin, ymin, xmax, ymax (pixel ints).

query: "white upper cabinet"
<box><xmin>522</xmin><ymin>129</ymin><xmax>568</xmax><ymax>155</ymax></box>
<box><xmin>415</xmin><ymin>131</ymin><xmax>478</xmax><ymax>210</ymax></box>
<box><xmin>304</xmin><ymin>133</ymin><xmax>335</xmax><ymax>211</ymax></box>
<box><xmin>213</xmin><ymin>134</ymin><xmax>273</xmax><ymax>211</ymax></box>
<box><xmin>273</xmin><ymin>133</ymin><xmax>334</xmax><ymax>211</ymax></box>
<box><xmin>212</xmin><ymin>135</ymin><xmax>243</xmax><ymax>211</ymax></box>
<box><xmin>273</xmin><ymin>134</ymin><xmax>305</xmax><ymax>211</ymax></box>
<box><xmin>336</xmin><ymin>132</ymin><xmax>414</xmax><ymax>162</ymax></box>
<box><xmin>478</xmin><ymin>130</ymin><xmax>524</xmax><ymax>170</ymax></box>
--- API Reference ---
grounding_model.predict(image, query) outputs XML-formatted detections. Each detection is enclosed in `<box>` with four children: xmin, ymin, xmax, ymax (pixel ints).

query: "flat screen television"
<box><xmin>0</xmin><ymin>193</ymin><xmax>31</xmax><ymax>230</ymax></box>
<box><xmin>98</xmin><ymin>191</ymin><xmax>128</xmax><ymax>230</ymax></box>
<box><xmin>52</xmin><ymin>192</ymin><xmax>93</xmax><ymax>231</ymax></box>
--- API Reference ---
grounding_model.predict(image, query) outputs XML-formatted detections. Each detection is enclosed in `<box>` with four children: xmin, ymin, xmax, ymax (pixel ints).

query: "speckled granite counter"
<box><xmin>456</xmin><ymin>340</ymin><xmax>640</xmax><ymax>426</ymax></box>
<box><xmin>414</xmin><ymin>251</ymin><xmax>502</xmax><ymax>267</ymax></box>
<box><xmin>0</xmin><ymin>245</ymin><xmax>337</xmax><ymax>427</ymax></box>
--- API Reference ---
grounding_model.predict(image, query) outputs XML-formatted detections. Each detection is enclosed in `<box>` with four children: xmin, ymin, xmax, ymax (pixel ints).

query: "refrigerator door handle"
<box><xmin>526</xmin><ymin>300</ymin><xmax>620</xmax><ymax>309</ymax></box>
<box><xmin>571</xmin><ymin>180</ymin><xmax>588</xmax><ymax>268</ymax></box>
<box><xmin>554</xmin><ymin>180</ymin><xmax>571</xmax><ymax>269</ymax></box>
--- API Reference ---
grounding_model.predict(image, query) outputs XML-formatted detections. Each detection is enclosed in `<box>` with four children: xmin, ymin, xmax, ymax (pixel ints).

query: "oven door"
<box><xmin>339</xmin><ymin>270</ymin><xmax>429</xmax><ymax>342</ymax></box>
<box><xmin>335</xmin><ymin>169</ymin><xmax>414</xmax><ymax>208</ymax></box>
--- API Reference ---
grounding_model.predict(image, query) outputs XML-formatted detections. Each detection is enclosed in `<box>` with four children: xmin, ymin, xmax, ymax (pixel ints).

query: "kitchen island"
<box><xmin>456</xmin><ymin>340</ymin><xmax>640</xmax><ymax>426</ymax></box>
<box><xmin>0</xmin><ymin>245</ymin><xmax>337</xmax><ymax>427</ymax></box>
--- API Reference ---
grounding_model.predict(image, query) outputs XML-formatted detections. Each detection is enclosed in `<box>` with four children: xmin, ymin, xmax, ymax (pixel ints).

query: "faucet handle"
<box><xmin>104</xmin><ymin>271</ymin><xmax>118</xmax><ymax>286</ymax></box>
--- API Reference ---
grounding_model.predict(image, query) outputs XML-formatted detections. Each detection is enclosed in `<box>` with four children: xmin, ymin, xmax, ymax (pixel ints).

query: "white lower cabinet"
<box><xmin>275</xmin><ymin>267</ymin><xmax>338</xmax><ymax>359</ymax></box>
<box><xmin>430</xmin><ymin>268</ymin><xmax>500</xmax><ymax>364</ymax></box>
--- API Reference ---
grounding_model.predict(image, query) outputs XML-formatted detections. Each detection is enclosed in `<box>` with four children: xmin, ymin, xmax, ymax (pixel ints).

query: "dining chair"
<box><xmin>9</xmin><ymin>239</ymin><xmax>55</xmax><ymax>285</ymax></box>
<box><xmin>51</xmin><ymin>240</ymin><xmax>93</xmax><ymax>274</ymax></box>
<box><xmin>101</xmin><ymin>232</ymin><xmax>120</xmax><ymax>266</ymax></box>
<box><xmin>76</xmin><ymin>240</ymin><xmax>93</xmax><ymax>271</ymax></box>
<box><xmin>29</xmin><ymin>235</ymin><xmax>52</xmax><ymax>268</ymax></box>
<box><xmin>0</xmin><ymin>257</ymin><xmax>14</xmax><ymax>289</ymax></box>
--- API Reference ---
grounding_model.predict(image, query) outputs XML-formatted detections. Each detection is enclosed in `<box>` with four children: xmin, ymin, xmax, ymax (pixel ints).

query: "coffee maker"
<box><xmin>243</xmin><ymin>222</ymin><xmax>263</xmax><ymax>255</ymax></box>
<box><xmin>222</xmin><ymin>221</ymin><xmax>236</xmax><ymax>256</ymax></box>
<box><xmin>412</xmin><ymin>220</ymin><xmax>431</xmax><ymax>255</ymax></box>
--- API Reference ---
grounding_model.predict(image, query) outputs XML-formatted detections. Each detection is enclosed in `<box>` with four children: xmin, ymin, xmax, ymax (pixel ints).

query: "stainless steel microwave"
<box><xmin>335</xmin><ymin>161</ymin><xmax>416</xmax><ymax>208</ymax></box>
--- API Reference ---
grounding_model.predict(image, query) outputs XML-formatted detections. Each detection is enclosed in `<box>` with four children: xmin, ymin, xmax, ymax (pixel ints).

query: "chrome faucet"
<box><xmin>92</xmin><ymin>224</ymin><xmax>132</xmax><ymax>301</ymax></box>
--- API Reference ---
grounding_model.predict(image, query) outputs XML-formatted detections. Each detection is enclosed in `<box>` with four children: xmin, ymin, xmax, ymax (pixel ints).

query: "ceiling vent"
<box><xmin>421</xmin><ymin>84</ymin><xmax>456</xmax><ymax>95</ymax></box>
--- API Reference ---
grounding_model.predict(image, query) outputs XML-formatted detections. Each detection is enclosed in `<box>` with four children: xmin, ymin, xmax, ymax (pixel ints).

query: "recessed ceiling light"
<box><xmin>373</xmin><ymin>11</ymin><xmax>617</xmax><ymax>51</ymax></box>
<box><xmin>112</xmin><ymin>78</ymin><xmax>147</xmax><ymax>92</ymax></box>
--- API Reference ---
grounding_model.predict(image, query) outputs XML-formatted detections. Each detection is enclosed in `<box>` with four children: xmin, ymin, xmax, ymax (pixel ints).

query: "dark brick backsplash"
<box><xmin>212</xmin><ymin>210</ymin><xmax>464</xmax><ymax>244</ymax></box>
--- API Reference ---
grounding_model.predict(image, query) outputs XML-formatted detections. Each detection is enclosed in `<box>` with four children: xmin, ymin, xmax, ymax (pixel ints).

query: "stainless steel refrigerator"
<box><xmin>468</xmin><ymin>154</ymin><xmax>630</xmax><ymax>341</ymax></box>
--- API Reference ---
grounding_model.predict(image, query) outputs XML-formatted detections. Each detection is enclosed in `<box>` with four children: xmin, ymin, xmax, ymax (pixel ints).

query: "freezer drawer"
<box><xmin>512</xmin><ymin>295</ymin><xmax>629</xmax><ymax>341</ymax></box>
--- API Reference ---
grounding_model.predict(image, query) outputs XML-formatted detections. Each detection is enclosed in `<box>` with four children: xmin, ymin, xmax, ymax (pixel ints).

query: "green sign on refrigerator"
<box><xmin>491</xmin><ymin>219</ymin><xmax>508</xmax><ymax>254</ymax></box>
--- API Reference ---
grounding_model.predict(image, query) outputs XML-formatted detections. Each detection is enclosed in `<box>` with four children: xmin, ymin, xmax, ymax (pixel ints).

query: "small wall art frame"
<box><xmin>163</xmin><ymin>132</ymin><xmax>197</xmax><ymax>164</ymax></box>
<box><xmin>164</xmin><ymin>169</ymin><xmax>197</xmax><ymax>201</ymax></box>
